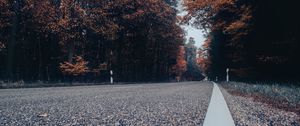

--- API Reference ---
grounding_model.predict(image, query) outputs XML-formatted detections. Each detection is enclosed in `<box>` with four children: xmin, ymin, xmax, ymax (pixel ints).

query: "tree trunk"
<box><xmin>6</xmin><ymin>1</ymin><xmax>18</xmax><ymax>81</ymax></box>
<box><xmin>38</xmin><ymin>37</ymin><xmax>43</xmax><ymax>81</ymax></box>
<box><xmin>68</xmin><ymin>42</ymin><xmax>75</xmax><ymax>63</ymax></box>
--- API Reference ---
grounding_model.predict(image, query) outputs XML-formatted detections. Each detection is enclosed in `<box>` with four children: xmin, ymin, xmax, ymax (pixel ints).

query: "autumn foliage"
<box><xmin>59</xmin><ymin>56</ymin><xmax>89</xmax><ymax>76</ymax></box>
<box><xmin>0</xmin><ymin>0</ymin><xmax>10</xmax><ymax>51</ymax></box>
<box><xmin>2</xmin><ymin>0</ymin><xmax>298</xmax><ymax>82</ymax></box>
<box><xmin>197</xmin><ymin>38</ymin><xmax>212</xmax><ymax>74</ymax></box>
<box><xmin>0</xmin><ymin>0</ymin><xmax>10</xmax><ymax>29</ymax></box>
<box><xmin>0</xmin><ymin>0</ymin><xmax>184</xmax><ymax>82</ymax></box>
<box><xmin>172</xmin><ymin>46</ymin><xmax>187</xmax><ymax>81</ymax></box>
<box><xmin>184</xmin><ymin>0</ymin><xmax>300</xmax><ymax>81</ymax></box>
<box><xmin>183</xmin><ymin>0</ymin><xmax>252</xmax><ymax>40</ymax></box>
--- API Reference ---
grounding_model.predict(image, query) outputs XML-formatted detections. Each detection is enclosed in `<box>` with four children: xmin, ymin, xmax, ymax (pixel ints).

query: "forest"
<box><xmin>0</xmin><ymin>0</ymin><xmax>195</xmax><ymax>83</ymax></box>
<box><xmin>0</xmin><ymin>0</ymin><xmax>299</xmax><ymax>84</ymax></box>
<box><xmin>187</xmin><ymin>0</ymin><xmax>300</xmax><ymax>82</ymax></box>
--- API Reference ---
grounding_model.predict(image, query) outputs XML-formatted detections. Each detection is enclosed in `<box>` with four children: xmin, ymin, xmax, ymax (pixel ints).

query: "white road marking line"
<box><xmin>203</xmin><ymin>82</ymin><xmax>235</xmax><ymax>126</ymax></box>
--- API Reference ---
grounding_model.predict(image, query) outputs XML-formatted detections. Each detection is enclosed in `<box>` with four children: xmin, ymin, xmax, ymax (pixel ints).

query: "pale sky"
<box><xmin>176</xmin><ymin>0</ymin><xmax>205</xmax><ymax>47</ymax></box>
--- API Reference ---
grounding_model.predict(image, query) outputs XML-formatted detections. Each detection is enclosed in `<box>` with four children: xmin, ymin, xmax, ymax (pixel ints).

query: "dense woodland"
<box><xmin>186</xmin><ymin>0</ymin><xmax>300</xmax><ymax>82</ymax></box>
<box><xmin>0</xmin><ymin>0</ymin><xmax>192</xmax><ymax>83</ymax></box>
<box><xmin>0</xmin><ymin>0</ymin><xmax>299</xmax><ymax>84</ymax></box>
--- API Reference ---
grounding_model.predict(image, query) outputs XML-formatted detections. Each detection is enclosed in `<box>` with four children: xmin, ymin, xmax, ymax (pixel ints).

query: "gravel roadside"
<box><xmin>219</xmin><ymin>84</ymin><xmax>300</xmax><ymax>126</ymax></box>
<box><xmin>0</xmin><ymin>81</ymin><xmax>213</xmax><ymax>125</ymax></box>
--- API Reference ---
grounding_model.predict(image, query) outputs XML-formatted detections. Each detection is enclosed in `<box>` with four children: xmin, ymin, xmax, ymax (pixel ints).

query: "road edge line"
<box><xmin>203</xmin><ymin>81</ymin><xmax>235</xmax><ymax>126</ymax></box>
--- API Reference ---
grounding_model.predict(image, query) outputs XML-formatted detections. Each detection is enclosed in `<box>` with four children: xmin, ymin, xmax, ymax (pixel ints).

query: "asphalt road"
<box><xmin>0</xmin><ymin>81</ymin><xmax>213</xmax><ymax>125</ymax></box>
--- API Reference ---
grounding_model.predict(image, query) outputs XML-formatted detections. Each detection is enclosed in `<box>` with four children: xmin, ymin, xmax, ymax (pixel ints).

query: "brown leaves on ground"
<box><xmin>37</xmin><ymin>112</ymin><xmax>48</xmax><ymax>118</ymax></box>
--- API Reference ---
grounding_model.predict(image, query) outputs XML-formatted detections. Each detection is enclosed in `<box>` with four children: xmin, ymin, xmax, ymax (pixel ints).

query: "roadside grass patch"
<box><xmin>220</xmin><ymin>81</ymin><xmax>300</xmax><ymax>113</ymax></box>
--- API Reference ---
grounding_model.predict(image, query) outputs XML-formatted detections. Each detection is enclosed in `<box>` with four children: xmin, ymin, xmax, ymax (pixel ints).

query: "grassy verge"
<box><xmin>219</xmin><ymin>81</ymin><xmax>300</xmax><ymax>115</ymax></box>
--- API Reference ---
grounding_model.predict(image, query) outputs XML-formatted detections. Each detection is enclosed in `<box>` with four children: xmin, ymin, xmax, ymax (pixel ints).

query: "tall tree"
<box><xmin>196</xmin><ymin>37</ymin><xmax>211</xmax><ymax>78</ymax></box>
<box><xmin>172</xmin><ymin>46</ymin><xmax>187</xmax><ymax>81</ymax></box>
<box><xmin>0</xmin><ymin>0</ymin><xmax>11</xmax><ymax>51</ymax></box>
<box><xmin>60</xmin><ymin>56</ymin><xmax>89</xmax><ymax>83</ymax></box>
<box><xmin>184</xmin><ymin>0</ymin><xmax>300</xmax><ymax>81</ymax></box>
<box><xmin>0</xmin><ymin>0</ymin><xmax>185</xmax><ymax>83</ymax></box>
<box><xmin>184</xmin><ymin>37</ymin><xmax>202</xmax><ymax>80</ymax></box>
<box><xmin>33</xmin><ymin>0</ymin><xmax>86</xmax><ymax>62</ymax></box>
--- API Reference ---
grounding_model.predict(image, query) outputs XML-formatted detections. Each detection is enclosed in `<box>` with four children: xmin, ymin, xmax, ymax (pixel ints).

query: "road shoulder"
<box><xmin>219</xmin><ymin>83</ymin><xmax>300</xmax><ymax>125</ymax></box>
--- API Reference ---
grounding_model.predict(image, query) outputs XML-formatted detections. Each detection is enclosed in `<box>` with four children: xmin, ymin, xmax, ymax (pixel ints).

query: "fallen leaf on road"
<box><xmin>37</xmin><ymin>113</ymin><xmax>48</xmax><ymax>118</ymax></box>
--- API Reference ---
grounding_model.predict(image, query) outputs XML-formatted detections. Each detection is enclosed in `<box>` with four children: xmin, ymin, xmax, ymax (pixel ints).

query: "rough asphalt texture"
<box><xmin>219</xmin><ymin>85</ymin><xmax>300</xmax><ymax>126</ymax></box>
<box><xmin>0</xmin><ymin>81</ymin><xmax>213</xmax><ymax>125</ymax></box>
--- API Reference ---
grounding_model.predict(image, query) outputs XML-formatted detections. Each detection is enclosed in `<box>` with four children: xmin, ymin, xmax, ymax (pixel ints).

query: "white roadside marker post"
<box><xmin>109</xmin><ymin>50</ymin><xmax>114</xmax><ymax>84</ymax></box>
<box><xmin>110</xmin><ymin>70</ymin><xmax>113</xmax><ymax>84</ymax></box>
<box><xmin>226</xmin><ymin>68</ymin><xmax>229</xmax><ymax>82</ymax></box>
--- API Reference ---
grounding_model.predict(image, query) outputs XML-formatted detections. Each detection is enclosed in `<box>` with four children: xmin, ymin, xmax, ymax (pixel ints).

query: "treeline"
<box><xmin>0</xmin><ymin>0</ymin><xmax>191</xmax><ymax>83</ymax></box>
<box><xmin>186</xmin><ymin>0</ymin><xmax>300</xmax><ymax>82</ymax></box>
